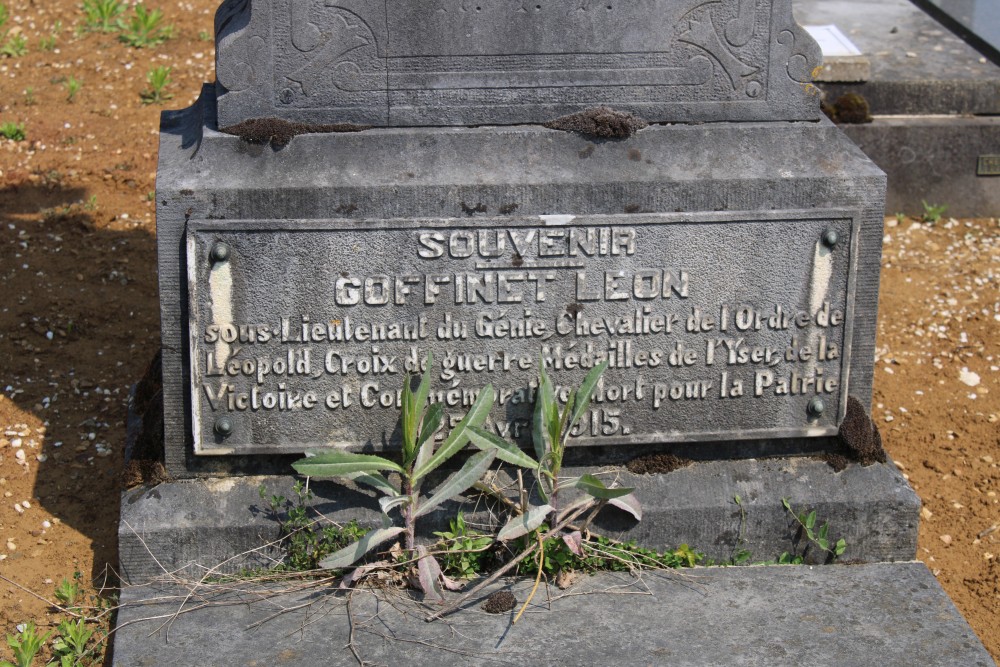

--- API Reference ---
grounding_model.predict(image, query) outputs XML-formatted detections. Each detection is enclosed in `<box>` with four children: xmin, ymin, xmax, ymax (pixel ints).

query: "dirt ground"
<box><xmin>0</xmin><ymin>0</ymin><xmax>997</xmax><ymax>663</ymax></box>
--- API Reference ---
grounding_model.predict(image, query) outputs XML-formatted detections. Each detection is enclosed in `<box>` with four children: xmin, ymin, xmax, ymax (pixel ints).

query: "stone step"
<box><xmin>112</xmin><ymin>561</ymin><xmax>995</xmax><ymax>666</ymax></box>
<box><xmin>118</xmin><ymin>458</ymin><xmax>920</xmax><ymax>585</ymax></box>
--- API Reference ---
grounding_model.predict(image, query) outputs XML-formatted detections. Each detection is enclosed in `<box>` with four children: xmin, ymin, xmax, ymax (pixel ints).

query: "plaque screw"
<box><xmin>210</xmin><ymin>242</ymin><xmax>230</xmax><ymax>263</ymax></box>
<box><xmin>214</xmin><ymin>416</ymin><xmax>234</xmax><ymax>437</ymax></box>
<box><xmin>807</xmin><ymin>397</ymin><xmax>825</xmax><ymax>420</ymax></box>
<box><xmin>821</xmin><ymin>229</ymin><xmax>838</xmax><ymax>248</ymax></box>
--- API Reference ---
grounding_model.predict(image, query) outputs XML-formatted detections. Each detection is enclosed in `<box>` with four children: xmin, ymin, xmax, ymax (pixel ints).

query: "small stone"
<box><xmin>959</xmin><ymin>368</ymin><xmax>980</xmax><ymax>387</ymax></box>
<box><xmin>982</xmin><ymin>456</ymin><xmax>994</xmax><ymax>464</ymax></box>
<box><xmin>6</xmin><ymin>541</ymin><xmax>15</xmax><ymax>551</ymax></box>
<box><xmin>921</xmin><ymin>507</ymin><xmax>933</xmax><ymax>520</ymax></box>
<box><xmin>939</xmin><ymin>534</ymin><xmax>952</xmax><ymax>546</ymax></box>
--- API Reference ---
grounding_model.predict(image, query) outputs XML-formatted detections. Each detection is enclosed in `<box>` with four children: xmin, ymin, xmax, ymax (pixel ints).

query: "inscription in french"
<box><xmin>188</xmin><ymin>211</ymin><xmax>858</xmax><ymax>455</ymax></box>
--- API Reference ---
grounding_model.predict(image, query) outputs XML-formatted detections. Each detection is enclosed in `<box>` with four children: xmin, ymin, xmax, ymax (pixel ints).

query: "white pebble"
<box><xmin>959</xmin><ymin>368</ymin><xmax>981</xmax><ymax>387</ymax></box>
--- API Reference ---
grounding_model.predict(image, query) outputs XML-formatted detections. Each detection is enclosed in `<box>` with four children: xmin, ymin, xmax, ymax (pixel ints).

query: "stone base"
<box><xmin>111</xmin><ymin>562</ymin><xmax>995</xmax><ymax>666</ymax></box>
<box><xmin>841</xmin><ymin>117</ymin><xmax>1000</xmax><ymax>218</ymax></box>
<box><xmin>118</xmin><ymin>456</ymin><xmax>919</xmax><ymax>585</ymax></box>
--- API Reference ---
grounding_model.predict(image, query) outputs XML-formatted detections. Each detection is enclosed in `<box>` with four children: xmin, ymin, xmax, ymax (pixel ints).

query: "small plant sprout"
<box><xmin>426</xmin><ymin>361</ymin><xmax>642</xmax><ymax>622</ymax></box>
<box><xmin>467</xmin><ymin>360</ymin><xmax>639</xmax><ymax>536</ymax></box>
<box><xmin>0</xmin><ymin>3</ymin><xmax>8</xmax><ymax>32</ymax></box>
<box><xmin>51</xmin><ymin>618</ymin><xmax>95</xmax><ymax>664</ymax></box>
<box><xmin>140</xmin><ymin>66</ymin><xmax>173</xmax><ymax>104</ymax></box>
<box><xmin>0</xmin><ymin>121</ymin><xmax>25</xmax><ymax>142</ymax></box>
<box><xmin>3</xmin><ymin>622</ymin><xmax>51</xmax><ymax>667</ymax></box>
<box><xmin>118</xmin><ymin>3</ymin><xmax>173</xmax><ymax>48</ymax></box>
<box><xmin>54</xmin><ymin>577</ymin><xmax>80</xmax><ymax>608</ymax></box>
<box><xmin>292</xmin><ymin>354</ymin><xmax>506</xmax><ymax>600</ymax></box>
<box><xmin>921</xmin><ymin>200</ymin><xmax>947</xmax><ymax>224</ymax></box>
<box><xmin>781</xmin><ymin>498</ymin><xmax>846</xmax><ymax>563</ymax></box>
<box><xmin>39</xmin><ymin>33</ymin><xmax>57</xmax><ymax>51</ymax></box>
<box><xmin>81</xmin><ymin>0</ymin><xmax>127</xmax><ymax>33</ymax></box>
<box><xmin>63</xmin><ymin>76</ymin><xmax>82</xmax><ymax>102</ymax></box>
<box><xmin>0</xmin><ymin>32</ymin><xmax>27</xmax><ymax>58</ymax></box>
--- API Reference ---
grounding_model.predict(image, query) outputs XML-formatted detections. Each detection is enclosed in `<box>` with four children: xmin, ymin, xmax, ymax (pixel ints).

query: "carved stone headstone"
<box><xmin>130</xmin><ymin>0</ymin><xmax>914</xmax><ymax>583</ymax></box>
<box><xmin>215</xmin><ymin>0</ymin><xmax>822</xmax><ymax>127</ymax></box>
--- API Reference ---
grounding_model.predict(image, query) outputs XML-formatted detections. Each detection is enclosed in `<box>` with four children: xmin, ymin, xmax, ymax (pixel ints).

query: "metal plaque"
<box><xmin>188</xmin><ymin>210</ymin><xmax>858</xmax><ymax>455</ymax></box>
<box><xmin>978</xmin><ymin>155</ymin><xmax>1000</xmax><ymax>177</ymax></box>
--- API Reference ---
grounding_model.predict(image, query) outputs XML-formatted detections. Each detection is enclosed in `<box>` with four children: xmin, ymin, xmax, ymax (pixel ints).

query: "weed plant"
<box><xmin>140</xmin><ymin>66</ymin><xmax>172</xmax><ymax>104</ymax></box>
<box><xmin>780</xmin><ymin>498</ymin><xmax>846</xmax><ymax>564</ymax></box>
<box><xmin>921</xmin><ymin>200</ymin><xmax>947</xmax><ymax>224</ymax></box>
<box><xmin>2</xmin><ymin>623</ymin><xmax>50</xmax><ymax>667</ymax></box>
<box><xmin>80</xmin><ymin>0</ymin><xmax>126</xmax><ymax>33</ymax></box>
<box><xmin>1</xmin><ymin>32</ymin><xmax>26</xmax><ymax>57</ymax></box>
<box><xmin>0</xmin><ymin>121</ymin><xmax>25</xmax><ymax>141</ymax></box>
<box><xmin>118</xmin><ymin>4</ymin><xmax>173</xmax><ymax>47</ymax></box>
<box><xmin>260</xmin><ymin>481</ymin><xmax>368</xmax><ymax>571</ymax></box>
<box><xmin>63</xmin><ymin>76</ymin><xmax>82</xmax><ymax>102</ymax></box>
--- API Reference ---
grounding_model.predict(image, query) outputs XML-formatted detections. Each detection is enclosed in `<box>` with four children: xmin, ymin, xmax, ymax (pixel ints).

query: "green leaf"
<box><xmin>575</xmin><ymin>473</ymin><xmax>635</xmax><ymax>500</ymax></box>
<box><xmin>568</xmin><ymin>360</ymin><xmax>609</xmax><ymax>431</ymax></box>
<box><xmin>414</xmin><ymin>402</ymin><xmax>444</xmax><ymax>473</ymax></box>
<box><xmin>818</xmin><ymin>523</ymin><xmax>829</xmax><ymax>541</ymax></box>
<box><xmin>835</xmin><ymin>538</ymin><xmax>847</xmax><ymax>556</ymax></box>
<box><xmin>537</xmin><ymin>363</ymin><xmax>558</xmax><ymax>458</ymax></box>
<box><xmin>378</xmin><ymin>494</ymin><xmax>412</xmax><ymax>514</ymax></box>
<box><xmin>734</xmin><ymin>494</ymin><xmax>743</xmax><ymax>506</ymax></box>
<box><xmin>781</xmin><ymin>497</ymin><xmax>792</xmax><ymax>511</ymax></box>
<box><xmin>293</xmin><ymin>451</ymin><xmax>405</xmax><ymax>478</ymax></box>
<box><xmin>467</xmin><ymin>426</ymin><xmax>538</xmax><ymax>469</ymax></box>
<box><xmin>345</xmin><ymin>471</ymin><xmax>399</xmax><ymax>497</ymax></box>
<box><xmin>497</xmin><ymin>503</ymin><xmax>554</xmax><ymax>541</ymax></box>
<box><xmin>414</xmin><ymin>352</ymin><xmax>433</xmax><ymax>420</ymax></box>
<box><xmin>532</xmin><ymin>373</ymin><xmax>549</xmax><ymax>461</ymax></box>
<box><xmin>400</xmin><ymin>372</ymin><xmax>417</xmax><ymax>462</ymax></box>
<box><xmin>805</xmin><ymin>511</ymin><xmax>817</xmax><ymax>530</ymax></box>
<box><xmin>414</xmin><ymin>385</ymin><xmax>494</xmax><ymax>480</ymax></box>
<box><xmin>318</xmin><ymin>526</ymin><xmax>405</xmax><ymax>569</ymax></box>
<box><xmin>817</xmin><ymin>537</ymin><xmax>829</xmax><ymax>551</ymax></box>
<box><xmin>414</xmin><ymin>449</ymin><xmax>497</xmax><ymax>518</ymax></box>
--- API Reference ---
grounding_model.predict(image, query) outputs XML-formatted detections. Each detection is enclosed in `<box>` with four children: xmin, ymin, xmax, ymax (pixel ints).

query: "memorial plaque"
<box><xmin>188</xmin><ymin>210</ymin><xmax>858</xmax><ymax>455</ymax></box>
<box><xmin>215</xmin><ymin>0</ymin><xmax>822</xmax><ymax>127</ymax></box>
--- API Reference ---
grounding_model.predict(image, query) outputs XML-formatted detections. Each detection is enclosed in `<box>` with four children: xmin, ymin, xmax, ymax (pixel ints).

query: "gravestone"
<box><xmin>132</xmin><ymin>0</ymin><xmax>914</xmax><ymax>587</ymax></box>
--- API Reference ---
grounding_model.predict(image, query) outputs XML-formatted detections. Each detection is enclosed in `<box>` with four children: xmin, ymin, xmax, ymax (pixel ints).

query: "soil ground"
<box><xmin>0</xmin><ymin>0</ymin><xmax>997</xmax><ymax>663</ymax></box>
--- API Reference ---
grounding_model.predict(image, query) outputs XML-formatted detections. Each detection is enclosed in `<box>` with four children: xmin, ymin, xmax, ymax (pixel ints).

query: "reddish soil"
<box><xmin>0</xmin><ymin>0</ymin><xmax>997</xmax><ymax>663</ymax></box>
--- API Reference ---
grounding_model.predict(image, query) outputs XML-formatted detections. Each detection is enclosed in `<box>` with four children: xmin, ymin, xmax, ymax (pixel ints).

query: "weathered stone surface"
<box><xmin>840</xmin><ymin>116</ymin><xmax>1000</xmax><ymax>218</ymax></box>
<box><xmin>215</xmin><ymin>0</ymin><xmax>823</xmax><ymax>128</ymax></box>
<box><xmin>794</xmin><ymin>0</ymin><xmax>1000</xmax><ymax>115</ymax></box>
<box><xmin>112</xmin><ymin>562</ymin><xmax>996</xmax><ymax>666</ymax></box>
<box><xmin>157</xmin><ymin>88</ymin><xmax>884</xmax><ymax>476</ymax></box>
<box><xmin>118</xmin><ymin>457</ymin><xmax>918</xmax><ymax>584</ymax></box>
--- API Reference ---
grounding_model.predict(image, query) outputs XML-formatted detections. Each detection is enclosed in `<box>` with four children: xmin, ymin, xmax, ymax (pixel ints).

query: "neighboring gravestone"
<box><xmin>131</xmin><ymin>0</ymin><xmax>915</xmax><ymax>576</ymax></box>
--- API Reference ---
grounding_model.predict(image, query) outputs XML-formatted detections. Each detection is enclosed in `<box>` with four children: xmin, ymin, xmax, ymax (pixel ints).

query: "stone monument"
<box><xmin>111</xmin><ymin>1</ymin><xmax>994</xmax><ymax>664</ymax></box>
<box><xmin>124</xmin><ymin>0</ymin><xmax>918</xmax><ymax>571</ymax></box>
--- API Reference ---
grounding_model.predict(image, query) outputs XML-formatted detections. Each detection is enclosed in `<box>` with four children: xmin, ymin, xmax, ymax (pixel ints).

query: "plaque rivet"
<box><xmin>210</xmin><ymin>242</ymin><xmax>230</xmax><ymax>263</ymax></box>
<box><xmin>807</xmin><ymin>397</ymin><xmax>825</xmax><ymax>419</ymax></box>
<box><xmin>821</xmin><ymin>229</ymin><xmax>838</xmax><ymax>248</ymax></box>
<box><xmin>214</xmin><ymin>416</ymin><xmax>234</xmax><ymax>437</ymax></box>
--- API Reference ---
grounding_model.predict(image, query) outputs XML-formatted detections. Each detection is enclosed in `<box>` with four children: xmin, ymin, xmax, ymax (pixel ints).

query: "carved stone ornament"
<box><xmin>214</xmin><ymin>0</ymin><xmax>822</xmax><ymax>128</ymax></box>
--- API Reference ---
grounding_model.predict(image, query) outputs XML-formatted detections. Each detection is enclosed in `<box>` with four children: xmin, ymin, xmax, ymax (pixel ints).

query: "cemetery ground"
<box><xmin>0</xmin><ymin>0</ymin><xmax>997</xmax><ymax>663</ymax></box>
